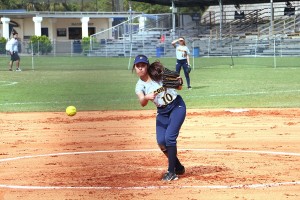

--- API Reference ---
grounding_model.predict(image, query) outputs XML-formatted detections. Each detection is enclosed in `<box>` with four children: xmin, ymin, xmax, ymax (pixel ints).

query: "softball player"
<box><xmin>133</xmin><ymin>54</ymin><xmax>186</xmax><ymax>181</ymax></box>
<box><xmin>172</xmin><ymin>37</ymin><xmax>191</xmax><ymax>89</ymax></box>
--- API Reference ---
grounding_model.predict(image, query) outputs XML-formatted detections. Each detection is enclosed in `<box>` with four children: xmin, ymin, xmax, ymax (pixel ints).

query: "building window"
<box><xmin>69</xmin><ymin>27</ymin><xmax>81</xmax><ymax>39</ymax></box>
<box><xmin>41</xmin><ymin>28</ymin><xmax>49</xmax><ymax>37</ymax></box>
<box><xmin>69</xmin><ymin>27</ymin><xmax>96</xmax><ymax>40</ymax></box>
<box><xmin>88</xmin><ymin>27</ymin><xmax>95</xmax><ymax>36</ymax></box>
<box><xmin>57</xmin><ymin>28</ymin><xmax>67</xmax><ymax>37</ymax></box>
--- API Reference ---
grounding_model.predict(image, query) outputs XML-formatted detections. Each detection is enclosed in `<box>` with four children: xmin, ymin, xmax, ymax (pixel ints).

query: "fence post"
<box><xmin>71</xmin><ymin>40</ymin><xmax>73</xmax><ymax>57</ymax></box>
<box><xmin>89</xmin><ymin>36</ymin><xmax>93</xmax><ymax>56</ymax></box>
<box><xmin>294</xmin><ymin>15</ymin><xmax>296</xmax><ymax>32</ymax></box>
<box><xmin>255</xmin><ymin>35</ymin><xmax>258</xmax><ymax>57</ymax></box>
<box><xmin>31</xmin><ymin>41</ymin><xmax>34</xmax><ymax>71</ymax></box>
<box><xmin>273</xmin><ymin>37</ymin><xmax>276</xmax><ymax>68</ymax></box>
<box><xmin>53</xmin><ymin>40</ymin><xmax>56</xmax><ymax>56</ymax></box>
<box><xmin>192</xmin><ymin>40</ymin><xmax>195</xmax><ymax>69</ymax></box>
<box><xmin>280</xmin><ymin>38</ymin><xmax>282</xmax><ymax>57</ymax></box>
<box><xmin>208</xmin><ymin>37</ymin><xmax>211</xmax><ymax>57</ymax></box>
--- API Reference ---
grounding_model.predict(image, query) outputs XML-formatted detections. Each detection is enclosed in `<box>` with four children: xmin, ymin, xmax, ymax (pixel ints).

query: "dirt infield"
<box><xmin>0</xmin><ymin>109</ymin><xmax>300</xmax><ymax>200</ymax></box>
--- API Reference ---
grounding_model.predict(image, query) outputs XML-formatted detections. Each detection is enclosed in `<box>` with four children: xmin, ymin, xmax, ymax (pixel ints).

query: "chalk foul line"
<box><xmin>0</xmin><ymin>148</ymin><xmax>300</xmax><ymax>190</ymax></box>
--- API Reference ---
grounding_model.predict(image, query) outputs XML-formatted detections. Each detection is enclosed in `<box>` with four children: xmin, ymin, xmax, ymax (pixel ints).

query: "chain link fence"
<box><xmin>1</xmin><ymin>35</ymin><xmax>299</xmax><ymax>69</ymax></box>
<box><xmin>0</xmin><ymin>40</ymin><xmax>90</xmax><ymax>57</ymax></box>
<box><xmin>191</xmin><ymin>36</ymin><xmax>300</xmax><ymax>68</ymax></box>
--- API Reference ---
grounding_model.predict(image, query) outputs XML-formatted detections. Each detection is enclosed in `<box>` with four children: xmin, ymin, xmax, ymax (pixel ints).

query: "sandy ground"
<box><xmin>0</xmin><ymin>108</ymin><xmax>299</xmax><ymax>200</ymax></box>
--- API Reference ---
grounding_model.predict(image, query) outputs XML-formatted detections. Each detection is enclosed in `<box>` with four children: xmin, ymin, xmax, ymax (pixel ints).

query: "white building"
<box><xmin>0</xmin><ymin>10</ymin><xmax>141</xmax><ymax>41</ymax></box>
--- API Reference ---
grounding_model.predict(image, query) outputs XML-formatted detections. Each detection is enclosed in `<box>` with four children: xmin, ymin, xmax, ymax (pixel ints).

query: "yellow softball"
<box><xmin>66</xmin><ymin>106</ymin><xmax>77</xmax><ymax>116</ymax></box>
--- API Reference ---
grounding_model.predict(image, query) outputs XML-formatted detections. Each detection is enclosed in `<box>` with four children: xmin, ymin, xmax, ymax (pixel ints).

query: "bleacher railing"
<box><xmin>203</xmin><ymin>6</ymin><xmax>300</xmax><ymax>38</ymax></box>
<box><xmin>88</xmin><ymin>13</ymin><xmax>172</xmax><ymax>57</ymax></box>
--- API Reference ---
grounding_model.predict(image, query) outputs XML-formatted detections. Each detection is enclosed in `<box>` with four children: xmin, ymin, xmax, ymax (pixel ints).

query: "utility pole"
<box><xmin>270</xmin><ymin>0</ymin><xmax>274</xmax><ymax>36</ymax></box>
<box><xmin>129</xmin><ymin>1</ymin><xmax>132</xmax><ymax>44</ymax></box>
<box><xmin>172</xmin><ymin>1</ymin><xmax>176</xmax><ymax>38</ymax></box>
<box><xmin>219</xmin><ymin>0</ymin><xmax>223</xmax><ymax>41</ymax></box>
<box><xmin>119</xmin><ymin>0</ymin><xmax>124</xmax><ymax>11</ymax></box>
<box><xmin>113</xmin><ymin>0</ymin><xmax>123</xmax><ymax>11</ymax></box>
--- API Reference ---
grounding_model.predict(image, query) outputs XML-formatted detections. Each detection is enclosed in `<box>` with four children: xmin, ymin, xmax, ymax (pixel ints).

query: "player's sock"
<box><xmin>176</xmin><ymin>159</ymin><xmax>183</xmax><ymax>169</ymax></box>
<box><xmin>167</xmin><ymin>146</ymin><xmax>177</xmax><ymax>173</ymax></box>
<box><xmin>162</xmin><ymin>150</ymin><xmax>182</xmax><ymax>169</ymax></box>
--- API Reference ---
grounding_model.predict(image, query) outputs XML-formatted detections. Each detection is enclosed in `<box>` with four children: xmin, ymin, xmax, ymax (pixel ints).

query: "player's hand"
<box><xmin>183</xmin><ymin>51</ymin><xmax>187</xmax><ymax>57</ymax></box>
<box><xmin>145</xmin><ymin>92</ymin><xmax>157</xmax><ymax>101</ymax></box>
<box><xmin>187</xmin><ymin>65</ymin><xmax>192</xmax><ymax>74</ymax></box>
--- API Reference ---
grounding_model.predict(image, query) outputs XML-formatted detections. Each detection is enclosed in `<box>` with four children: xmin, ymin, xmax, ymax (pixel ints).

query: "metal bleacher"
<box><xmin>90</xmin><ymin>31</ymin><xmax>165</xmax><ymax>57</ymax></box>
<box><xmin>89</xmin><ymin>13</ymin><xmax>175</xmax><ymax>58</ymax></box>
<box><xmin>89</xmin><ymin>5</ymin><xmax>300</xmax><ymax>58</ymax></box>
<box><xmin>192</xmin><ymin>5</ymin><xmax>300</xmax><ymax>57</ymax></box>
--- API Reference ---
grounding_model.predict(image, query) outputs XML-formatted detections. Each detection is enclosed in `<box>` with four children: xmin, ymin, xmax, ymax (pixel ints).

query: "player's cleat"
<box><xmin>188</xmin><ymin>86</ymin><xmax>192</xmax><ymax>90</ymax></box>
<box><xmin>8</xmin><ymin>68</ymin><xmax>12</xmax><ymax>71</ymax></box>
<box><xmin>175</xmin><ymin>165</ymin><xmax>185</xmax><ymax>175</ymax></box>
<box><xmin>162</xmin><ymin>171</ymin><xmax>178</xmax><ymax>181</ymax></box>
<box><xmin>15</xmin><ymin>68</ymin><xmax>22</xmax><ymax>72</ymax></box>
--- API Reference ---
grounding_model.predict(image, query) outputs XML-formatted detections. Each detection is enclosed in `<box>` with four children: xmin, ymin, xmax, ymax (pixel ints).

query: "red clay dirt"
<box><xmin>0</xmin><ymin>108</ymin><xmax>299</xmax><ymax>200</ymax></box>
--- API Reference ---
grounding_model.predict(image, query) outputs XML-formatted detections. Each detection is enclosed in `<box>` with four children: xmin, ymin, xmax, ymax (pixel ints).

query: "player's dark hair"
<box><xmin>148</xmin><ymin>61</ymin><xmax>164</xmax><ymax>82</ymax></box>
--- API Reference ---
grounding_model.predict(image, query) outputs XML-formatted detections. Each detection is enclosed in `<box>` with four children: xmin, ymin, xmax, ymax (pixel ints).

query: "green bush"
<box><xmin>30</xmin><ymin>35</ymin><xmax>53</xmax><ymax>54</ymax></box>
<box><xmin>0</xmin><ymin>37</ymin><xmax>7</xmax><ymax>54</ymax></box>
<box><xmin>81</xmin><ymin>37</ymin><xmax>90</xmax><ymax>55</ymax></box>
<box><xmin>82</xmin><ymin>37</ymin><xmax>98</xmax><ymax>55</ymax></box>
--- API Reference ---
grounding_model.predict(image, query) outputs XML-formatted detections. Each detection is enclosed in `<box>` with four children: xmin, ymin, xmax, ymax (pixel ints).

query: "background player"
<box><xmin>133</xmin><ymin>54</ymin><xmax>186</xmax><ymax>181</ymax></box>
<box><xmin>172</xmin><ymin>37</ymin><xmax>191</xmax><ymax>89</ymax></box>
<box><xmin>8</xmin><ymin>31</ymin><xmax>21</xmax><ymax>72</ymax></box>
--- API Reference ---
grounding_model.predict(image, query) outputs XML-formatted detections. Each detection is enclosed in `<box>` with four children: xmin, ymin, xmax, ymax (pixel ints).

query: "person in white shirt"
<box><xmin>8</xmin><ymin>32</ymin><xmax>21</xmax><ymax>71</ymax></box>
<box><xmin>133</xmin><ymin>54</ymin><xmax>186</xmax><ymax>181</ymax></box>
<box><xmin>172</xmin><ymin>37</ymin><xmax>191</xmax><ymax>89</ymax></box>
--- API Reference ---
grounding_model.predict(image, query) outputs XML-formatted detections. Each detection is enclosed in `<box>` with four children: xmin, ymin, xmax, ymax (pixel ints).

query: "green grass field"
<box><xmin>0</xmin><ymin>55</ymin><xmax>299</xmax><ymax>112</ymax></box>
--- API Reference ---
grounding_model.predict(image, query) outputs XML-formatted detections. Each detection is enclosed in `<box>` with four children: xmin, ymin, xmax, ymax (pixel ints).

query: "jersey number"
<box><xmin>162</xmin><ymin>93</ymin><xmax>173</xmax><ymax>105</ymax></box>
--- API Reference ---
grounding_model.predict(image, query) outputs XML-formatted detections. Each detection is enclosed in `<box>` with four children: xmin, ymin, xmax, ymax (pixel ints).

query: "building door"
<box><xmin>69</xmin><ymin>27</ymin><xmax>96</xmax><ymax>40</ymax></box>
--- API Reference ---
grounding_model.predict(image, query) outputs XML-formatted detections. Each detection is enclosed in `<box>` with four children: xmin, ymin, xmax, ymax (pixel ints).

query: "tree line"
<box><xmin>0</xmin><ymin>0</ymin><xmax>203</xmax><ymax>14</ymax></box>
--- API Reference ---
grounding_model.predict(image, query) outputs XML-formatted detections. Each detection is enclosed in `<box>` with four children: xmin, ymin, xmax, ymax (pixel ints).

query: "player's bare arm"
<box><xmin>171</xmin><ymin>39</ymin><xmax>179</xmax><ymax>47</ymax></box>
<box><xmin>186</xmin><ymin>54</ymin><xmax>190</xmax><ymax>65</ymax></box>
<box><xmin>137</xmin><ymin>92</ymin><xmax>156</xmax><ymax>107</ymax></box>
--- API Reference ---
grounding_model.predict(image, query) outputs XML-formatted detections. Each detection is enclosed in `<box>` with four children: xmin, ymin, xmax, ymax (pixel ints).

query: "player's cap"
<box><xmin>134</xmin><ymin>55</ymin><xmax>149</xmax><ymax>65</ymax></box>
<box><xmin>179</xmin><ymin>37</ymin><xmax>185</xmax><ymax>41</ymax></box>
